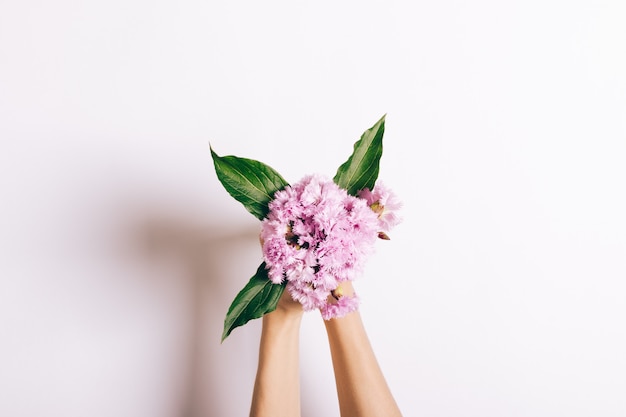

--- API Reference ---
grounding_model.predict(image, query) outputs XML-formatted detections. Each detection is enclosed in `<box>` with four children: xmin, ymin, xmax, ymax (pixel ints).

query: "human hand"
<box><xmin>329</xmin><ymin>281</ymin><xmax>355</xmax><ymax>301</ymax></box>
<box><xmin>275</xmin><ymin>286</ymin><xmax>304</xmax><ymax>316</ymax></box>
<box><xmin>321</xmin><ymin>280</ymin><xmax>360</xmax><ymax>320</ymax></box>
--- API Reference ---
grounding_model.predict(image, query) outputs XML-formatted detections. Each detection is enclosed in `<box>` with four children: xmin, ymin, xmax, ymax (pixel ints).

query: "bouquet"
<box><xmin>211</xmin><ymin>115</ymin><xmax>402</xmax><ymax>341</ymax></box>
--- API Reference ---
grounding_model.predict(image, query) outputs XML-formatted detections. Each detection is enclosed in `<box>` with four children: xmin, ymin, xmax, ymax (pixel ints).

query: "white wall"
<box><xmin>1</xmin><ymin>1</ymin><xmax>625</xmax><ymax>416</ymax></box>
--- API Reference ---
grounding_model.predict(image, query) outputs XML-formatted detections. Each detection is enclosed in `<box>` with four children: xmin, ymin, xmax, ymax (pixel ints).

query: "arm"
<box><xmin>323</xmin><ymin>282</ymin><xmax>403</xmax><ymax>417</ymax></box>
<box><xmin>249</xmin><ymin>289</ymin><xmax>303</xmax><ymax>417</ymax></box>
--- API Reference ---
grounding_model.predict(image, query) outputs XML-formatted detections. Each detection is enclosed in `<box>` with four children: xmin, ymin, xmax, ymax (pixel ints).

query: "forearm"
<box><xmin>324</xmin><ymin>311</ymin><xmax>403</xmax><ymax>417</ymax></box>
<box><xmin>250</xmin><ymin>307</ymin><xmax>303</xmax><ymax>417</ymax></box>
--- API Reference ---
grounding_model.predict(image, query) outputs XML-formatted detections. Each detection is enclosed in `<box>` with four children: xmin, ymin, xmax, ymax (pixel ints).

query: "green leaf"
<box><xmin>211</xmin><ymin>146</ymin><xmax>289</xmax><ymax>220</ymax></box>
<box><xmin>222</xmin><ymin>263</ymin><xmax>286</xmax><ymax>342</ymax></box>
<box><xmin>333</xmin><ymin>114</ymin><xmax>386</xmax><ymax>196</ymax></box>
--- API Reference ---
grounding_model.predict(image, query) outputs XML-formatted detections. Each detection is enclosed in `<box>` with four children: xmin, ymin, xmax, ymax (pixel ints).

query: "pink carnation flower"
<box><xmin>261</xmin><ymin>174</ymin><xmax>381</xmax><ymax>317</ymax></box>
<box><xmin>358</xmin><ymin>181</ymin><xmax>403</xmax><ymax>236</ymax></box>
<box><xmin>320</xmin><ymin>293</ymin><xmax>360</xmax><ymax>320</ymax></box>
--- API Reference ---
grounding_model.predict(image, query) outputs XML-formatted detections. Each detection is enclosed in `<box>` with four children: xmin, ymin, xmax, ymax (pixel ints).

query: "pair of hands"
<box><xmin>275</xmin><ymin>280</ymin><xmax>356</xmax><ymax>315</ymax></box>
<box><xmin>260</xmin><ymin>235</ymin><xmax>356</xmax><ymax>318</ymax></box>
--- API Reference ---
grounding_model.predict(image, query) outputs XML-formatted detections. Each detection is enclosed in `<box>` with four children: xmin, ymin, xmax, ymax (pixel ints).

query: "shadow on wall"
<box><xmin>124</xmin><ymin>199</ymin><xmax>265</xmax><ymax>417</ymax></box>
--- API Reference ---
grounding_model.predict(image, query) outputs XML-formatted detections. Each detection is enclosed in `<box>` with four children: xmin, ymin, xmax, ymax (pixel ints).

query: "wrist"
<box><xmin>261</xmin><ymin>307</ymin><xmax>303</xmax><ymax>345</ymax></box>
<box><xmin>266</xmin><ymin>303</ymin><xmax>303</xmax><ymax>326</ymax></box>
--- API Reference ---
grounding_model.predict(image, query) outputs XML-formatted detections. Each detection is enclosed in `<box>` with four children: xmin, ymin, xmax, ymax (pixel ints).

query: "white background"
<box><xmin>1</xmin><ymin>1</ymin><xmax>625</xmax><ymax>416</ymax></box>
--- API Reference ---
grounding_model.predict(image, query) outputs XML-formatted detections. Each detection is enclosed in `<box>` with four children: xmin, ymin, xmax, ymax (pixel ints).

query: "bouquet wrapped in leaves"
<box><xmin>211</xmin><ymin>115</ymin><xmax>401</xmax><ymax>341</ymax></box>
